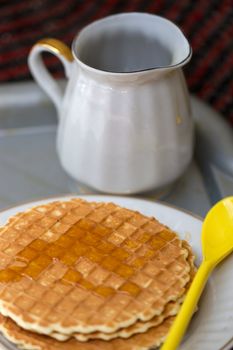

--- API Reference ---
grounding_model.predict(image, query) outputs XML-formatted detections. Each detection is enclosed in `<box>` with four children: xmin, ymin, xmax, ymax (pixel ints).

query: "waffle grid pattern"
<box><xmin>50</xmin><ymin>240</ymin><xmax>196</xmax><ymax>341</ymax></box>
<box><xmin>53</xmin><ymin>281</ymin><xmax>187</xmax><ymax>342</ymax></box>
<box><xmin>0</xmin><ymin>199</ymin><xmax>191</xmax><ymax>336</ymax></box>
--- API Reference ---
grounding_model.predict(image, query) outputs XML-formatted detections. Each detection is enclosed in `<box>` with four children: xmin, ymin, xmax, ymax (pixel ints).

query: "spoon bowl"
<box><xmin>202</xmin><ymin>196</ymin><xmax>233</xmax><ymax>263</ymax></box>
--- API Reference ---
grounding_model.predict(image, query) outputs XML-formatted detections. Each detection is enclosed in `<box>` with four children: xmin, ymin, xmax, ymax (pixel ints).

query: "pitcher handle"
<box><xmin>28</xmin><ymin>38</ymin><xmax>74</xmax><ymax>114</ymax></box>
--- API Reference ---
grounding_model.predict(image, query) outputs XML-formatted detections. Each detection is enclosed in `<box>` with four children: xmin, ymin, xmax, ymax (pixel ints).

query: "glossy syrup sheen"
<box><xmin>0</xmin><ymin>217</ymin><xmax>175</xmax><ymax>297</ymax></box>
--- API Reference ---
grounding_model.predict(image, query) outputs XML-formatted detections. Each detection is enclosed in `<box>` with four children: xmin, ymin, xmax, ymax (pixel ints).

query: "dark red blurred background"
<box><xmin>0</xmin><ymin>0</ymin><xmax>232</xmax><ymax>125</ymax></box>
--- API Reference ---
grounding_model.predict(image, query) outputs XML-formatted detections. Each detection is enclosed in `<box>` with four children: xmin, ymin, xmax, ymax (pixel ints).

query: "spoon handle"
<box><xmin>161</xmin><ymin>260</ymin><xmax>214</xmax><ymax>350</ymax></box>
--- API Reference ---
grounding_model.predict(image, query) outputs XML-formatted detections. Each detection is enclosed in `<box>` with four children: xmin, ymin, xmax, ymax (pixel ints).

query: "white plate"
<box><xmin>0</xmin><ymin>195</ymin><xmax>232</xmax><ymax>350</ymax></box>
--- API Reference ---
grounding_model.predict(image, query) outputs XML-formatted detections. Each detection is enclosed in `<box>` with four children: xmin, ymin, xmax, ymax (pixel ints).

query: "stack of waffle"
<box><xmin>0</xmin><ymin>198</ymin><xmax>196</xmax><ymax>349</ymax></box>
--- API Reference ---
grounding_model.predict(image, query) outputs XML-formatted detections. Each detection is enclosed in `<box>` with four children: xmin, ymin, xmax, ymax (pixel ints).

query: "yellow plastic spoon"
<box><xmin>161</xmin><ymin>196</ymin><xmax>233</xmax><ymax>350</ymax></box>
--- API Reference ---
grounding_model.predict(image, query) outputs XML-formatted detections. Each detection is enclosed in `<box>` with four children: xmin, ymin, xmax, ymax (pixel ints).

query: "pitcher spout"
<box><xmin>164</xmin><ymin>19</ymin><xmax>192</xmax><ymax>69</ymax></box>
<box><xmin>132</xmin><ymin>14</ymin><xmax>192</xmax><ymax>72</ymax></box>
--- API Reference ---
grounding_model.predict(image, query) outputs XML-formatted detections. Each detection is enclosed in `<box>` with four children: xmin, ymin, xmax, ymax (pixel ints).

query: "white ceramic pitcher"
<box><xmin>28</xmin><ymin>13</ymin><xmax>193</xmax><ymax>194</ymax></box>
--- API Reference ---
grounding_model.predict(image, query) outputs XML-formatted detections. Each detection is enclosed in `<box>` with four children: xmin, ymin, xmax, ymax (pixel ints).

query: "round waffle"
<box><xmin>0</xmin><ymin>198</ymin><xmax>191</xmax><ymax>337</ymax></box>
<box><xmin>50</xmin><ymin>240</ymin><xmax>196</xmax><ymax>341</ymax></box>
<box><xmin>0</xmin><ymin>313</ymin><xmax>175</xmax><ymax>350</ymax></box>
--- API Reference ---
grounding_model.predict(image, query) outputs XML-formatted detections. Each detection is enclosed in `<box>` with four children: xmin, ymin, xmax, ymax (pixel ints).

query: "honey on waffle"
<box><xmin>0</xmin><ymin>199</ymin><xmax>191</xmax><ymax>337</ymax></box>
<box><xmin>49</xmin><ymin>240</ymin><xmax>196</xmax><ymax>341</ymax></box>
